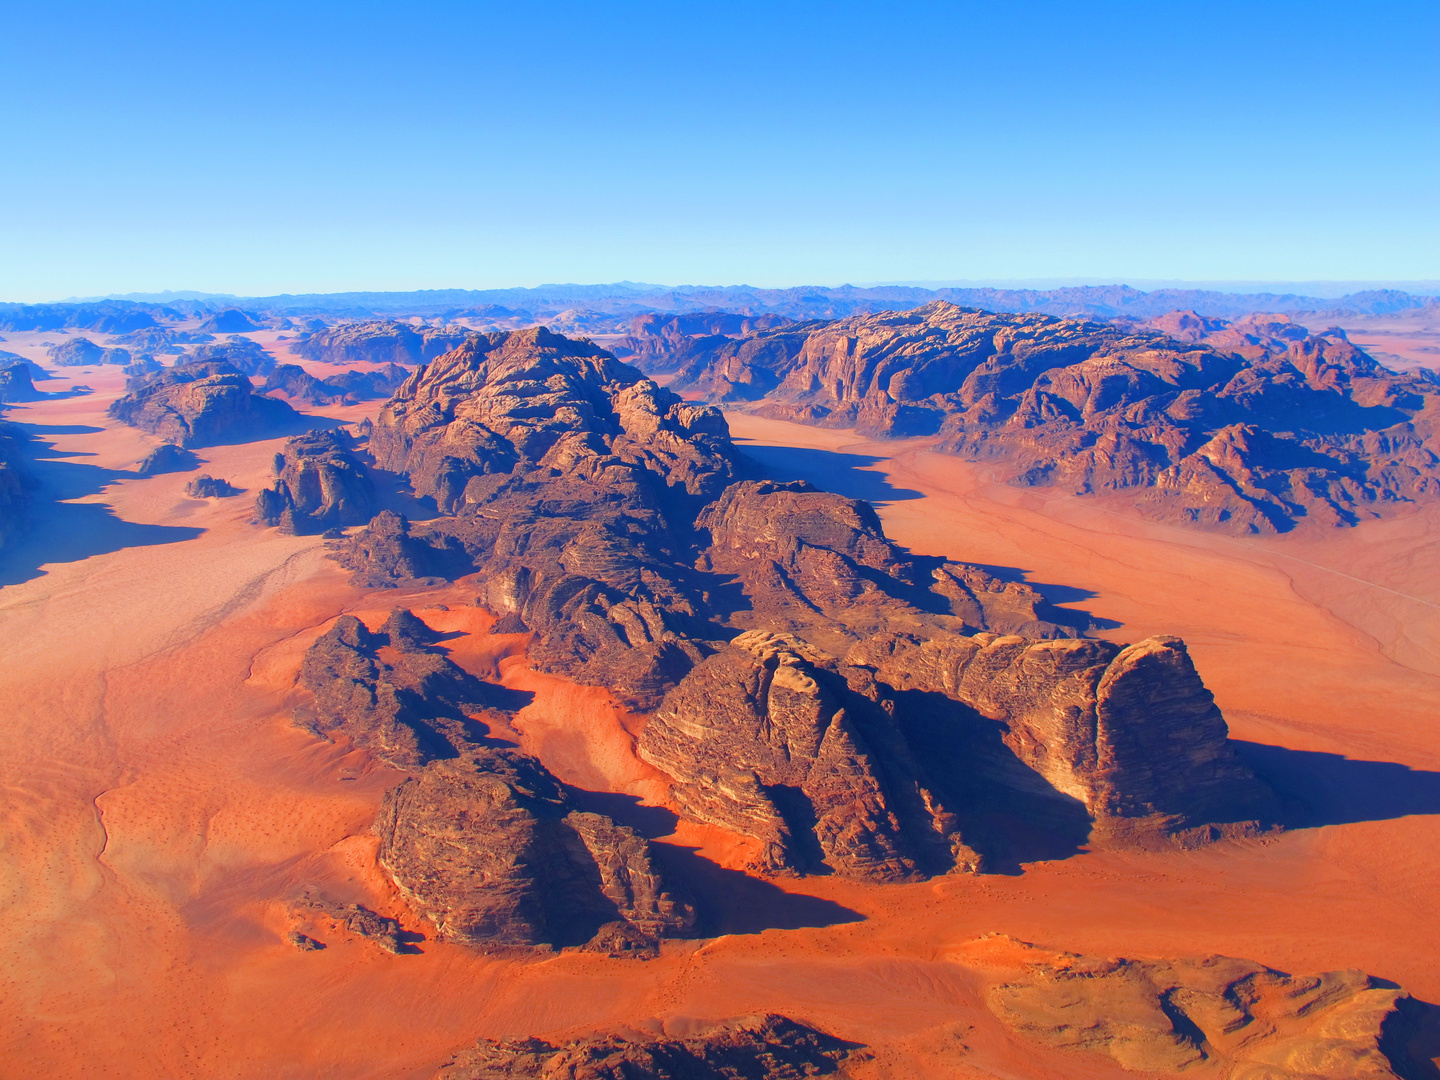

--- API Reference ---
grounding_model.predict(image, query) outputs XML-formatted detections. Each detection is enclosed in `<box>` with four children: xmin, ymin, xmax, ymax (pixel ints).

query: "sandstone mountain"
<box><xmin>958</xmin><ymin>935</ymin><xmax>1426</xmax><ymax>1079</ymax></box>
<box><xmin>189</xmin><ymin>336</ymin><xmax>277</xmax><ymax>377</ymax></box>
<box><xmin>434</xmin><ymin>1014</ymin><xmax>855</xmax><ymax>1079</ymax></box>
<box><xmin>197</xmin><ymin>308</ymin><xmax>263</xmax><ymax>333</ymax></box>
<box><xmin>295</xmin><ymin>320</ymin><xmax>472</xmax><ymax>365</ymax></box>
<box><xmin>669</xmin><ymin>302</ymin><xmax>1440</xmax><ymax>533</ymax></box>
<box><xmin>612</xmin><ymin>311</ymin><xmax>795</xmax><ymax>374</ymax></box>
<box><xmin>136</xmin><ymin>443</ymin><xmax>198</xmax><ymax>475</ymax></box>
<box><xmin>331</xmin><ymin>327</ymin><xmax>1280</xmax><ymax>878</ymax></box>
<box><xmin>108</xmin><ymin>361</ymin><xmax>300</xmax><ymax>447</ymax></box>
<box><xmin>254</xmin><ymin>429</ymin><xmax>375</xmax><ymax>534</ymax></box>
<box><xmin>262</xmin><ymin>361</ymin><xmax>409</xmax><ymax>404</ymax></box>
<box><xmin>47</xmin><ymin>337</ymin><xmax>130</xmax><ymax>367</ymax></box>
<box><xmin>0</xmin><ymin>362</ymin><xmax>44</xmax><ymax>403</ymax></box>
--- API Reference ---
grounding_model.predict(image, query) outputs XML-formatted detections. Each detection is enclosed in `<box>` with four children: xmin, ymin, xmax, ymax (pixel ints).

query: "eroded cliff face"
<box><xmin>323</xmin><ymin>327</ymin><xmax>1279</xmax><ymax>881</ymax></box>
<box><xmin>670</xmin><ymin>301</ymin><xmax>1440</xmax><ymax>533</ymax></box>
<box><xmin>295</xmin><ymin>320</ymin><xmax>472</xmax><ymax>365</ymax></box>
<box><xmin>254</xmin><ymin>429</ymin><xmax>376</xmax><ymax>535</ymax></box>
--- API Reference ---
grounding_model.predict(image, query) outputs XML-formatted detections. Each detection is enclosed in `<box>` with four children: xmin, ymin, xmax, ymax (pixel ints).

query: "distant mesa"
<box><xmin>261</xmin><ymin>361</ymin><xmax>410</xmax><ymax>404</ymax></box>
<box><xmin>667</xmin><ymin>301</ymin><xmax>1440</xmax><ymax>533</ymax></box>
<box><xmin>959</xmin><ymin>935</ymin><xmax>1427</xmax><ymax>1079</ymax></box>
<box><xmin>434</xmin><ymin>1014</ymin><xmax>855</xmax><ymax>1079</ymax></box>
<box><xmin>47</xmin><ymin>337</ymin><xmax>131</xmax><ymax>367</ymax></box>
<box><xmin>254</xmin><ymin>429</ymin><xmax>375</xmax><ymax>534</ymax></box>
<box><xmin>187</xmin><ymin>336</ymin><xmax>276</xmax><ymax>377</ymax></box>
<box><xmin>0</xmin><ymin>300</ymin><xmax>168</xmax><ymax>334</ymax></box>
<box><xmin>613</xmin><ymin>310</ymin><xmax>795</xmax><ymax>373</ymax></box>
<box><xmin>294</xmin><ymin>319</ymin><xmax>471</xmax><ymax>365</ymax></box>
<box><xmin>110</xmin><ymin>327</ymin><xmax>213</xmax><ymax>352</ymax></box>
<box><xmin>136</xmin><ymin>443</ymin><xmax>199</xmax><ymax>476</ymax></box>
<box><xmin>184</xmin><ymin>474</ymin><xmax>240</xmax><ymax>498</ymax></box>
<box><xmin>197</xmin><ymin>308</ymin><xmax>263</xmax><ymax>333</ymax></box>
<box><xmin>107</xmin><ymin>361</ymin><xmax>300</xmax><ymax>448</ymax></box>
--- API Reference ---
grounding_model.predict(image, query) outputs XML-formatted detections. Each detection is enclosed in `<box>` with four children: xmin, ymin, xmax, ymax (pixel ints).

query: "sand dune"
<box><xmin>1</xmin><ymin>386</ymin><xmax>1437</xmax><ymax>1078</ymax></box>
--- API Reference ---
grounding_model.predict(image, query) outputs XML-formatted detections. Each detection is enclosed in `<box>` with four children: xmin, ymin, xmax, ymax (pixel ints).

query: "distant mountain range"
<box><xmin>23</xmin><ymin>281</ymin><xmax>1440</xmax><ymax>324</ymax></box>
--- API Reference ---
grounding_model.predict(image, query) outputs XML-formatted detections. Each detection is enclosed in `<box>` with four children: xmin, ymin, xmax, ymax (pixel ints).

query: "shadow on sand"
<box><xmin>1235</xmin><ymin>742</ymin><xmax>1440</xmax><ymax>828</ymax></box>
<box><xmin>0</xmin><ymin>419</ymin><xmax>204</xmax><ymax>587</ymax></box>
<box><xmin>734</xmin><ymin>442</ymin><xmax>925</xmax><ymax>505</ymax></box>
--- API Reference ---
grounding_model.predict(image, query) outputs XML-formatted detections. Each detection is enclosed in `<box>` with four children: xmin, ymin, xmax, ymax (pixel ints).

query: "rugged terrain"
<box><xmin>296</xmin><ymin>320</ymin><xmax>473</xmax><ymax>365</ymax></box>
<box><xmin>107</xmin><ymin>359</ymin><xmax>301</xmax><ymax>447</ymax></box>
<box><xmin>666</xmin><ymin>302</ymin><xmax>1440</xmax><ymax>534</ymax></box>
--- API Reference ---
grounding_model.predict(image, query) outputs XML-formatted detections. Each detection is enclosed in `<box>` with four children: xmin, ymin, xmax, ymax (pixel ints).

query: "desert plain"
<box><xmin>1</xmin><ymin>338</ymin><xmax>1438</xmax><ymax>1079</ymax></box>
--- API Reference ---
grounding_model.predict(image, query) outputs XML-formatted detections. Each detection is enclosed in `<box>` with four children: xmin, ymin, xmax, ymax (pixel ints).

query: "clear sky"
<box><xmin>1</xmin><ymin>0</ymin><xmax>1436</xmax><ymax>300</ymax></box>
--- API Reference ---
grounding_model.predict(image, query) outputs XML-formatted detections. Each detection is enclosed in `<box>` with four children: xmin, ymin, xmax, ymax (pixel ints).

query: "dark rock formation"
<box><xmin>262</xmin><ymin>361</ymin><xmax>410</xmax><ymax>404</ymax></box>
<box><xmin>291</xmin><ymin>891</ymin><xmax>405</xmax><ymax>953</ymax></box>
<box><xmin>184</xmin><ymin>474</ymin><xmax>239</xmax><ymax>498</ymax></box>
<box><xmin>298</xmin><ymin>609</ymin><xmax>504</xmax><ymax>767</ymax></box>
<box><xmin>253</xmin><ymin>429</ymin><xmax>376</xmax><ymax>534</ymax></box>
<box><xmin>613</xmin><ymin>311</ymin><xmax>795</xmax><ymax>374</ymax></box>
<box><xmin>197</xmin><ymin>308</ymin><xmax>263</xmax><ymax>333</ymax></box>
<box><xmin>327</xmin><ymin>327</ymin><xmax>1280</xmax><ymax>876</ymax></box>
<box><xmin>376</xmin><ymin>751</ymin><xmax>696</xmax><ymax>950</ymax></box>
<box><xmin>0</xmin><ymin>420</ymin><xmax>34</xmax><ymax>552</ymax></box>
<box><xmin>330</xmin><ymin>510</ymin><xmax>471</xmax><ymax>587</ymax></box>
<box><xmin>189</xmin><ymin>336</ymin><xmax>276</xmax><ymax>376</ymax></box>
<box><xmin>435</xmin><ymin>1014</ymin><xmax>855</xmax><ymax>1079</ymax></box>
<box><xmin>0</xmin><ymin>362</ymin><xmax>43</xmax><ymax>403</ymax></box>
<box><xmin>286</xmin><ymin>931</ymin><xmax>324</xmax><ymax>951</ymax></box>
<box><xmin>672</xmin><ymin>302</ymin><xmax>1440</xmax><ymax>533</ymax></box>
<box><xmin>973</xmin><ymin>936</ymin><xmax>1424</xmax><ymax>1079</ymax></box>
<box><xmin>121</xmin><ymin>355</ymin><xmax>164</xmax><ymax>380</ymax></box>
<box><xmin>0</xmin><ymin>353</ymin><xmax>52</xmax><ymax>380</ymax></box>
<box><xmin>136</xmin><ymin>443</ymin><xmax>199</xmax><ymax>475</ymax></box>
<box><xmin>295</xmin><ymin>320</ymin><xmax>471</xmax><ymax>365</ymax></box>
<box><xmin>107</xmin><ymin>361</ymin><xmax>300</xmax><ymax>447</ymax></box>
<box><xmin>47</xmin><ymin>337</ymin><xmax>129</xmax><ymax>367</ymax></box>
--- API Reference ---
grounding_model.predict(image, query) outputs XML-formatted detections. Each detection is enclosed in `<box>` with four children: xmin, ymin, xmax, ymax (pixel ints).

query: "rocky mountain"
<box><xmin>261</xmin><ymin>361</ymin><xmax>410</xmax><ymax>404</ymax></box>
<box><xmin>961</xmin><ymin>935</ymin><xmax>1425</xmax><ymax>1079</ymax></box>
<box><xmin>294</xmin><ymin>320</ymin><xmax>472</xmax><ymax>365</ymax></box>
<box><xmin>47</xmin><ymin>337</ymin><xmax>130</xmax><ymax>367</ymax></box>
<box><xmin>0</xmin><ymin>300</ymin><xmax>172</xmax><ymax>333</ymax></box>
<box><xmin>611</xmin><ymin>311</ymin><xmax>794</xmax><ymax>374</ymax></box>
<box><xmin>107</xmin><ymin>361</ymin><xmax>300</xmax><ymax>447</ymax></box>
<box><xmin>329</xmin><ymin>327</ymin><xmax>1280</xmax><ymax>880</ymax></box>
<box><xmin>0</xmin><ymin>420</ymin><xmax>33</xmax><ymax>552</ymax></box>
<box><xmin>0</xmin><ymin>362</ymin><xmax>44</xmax><ymax>403</ymax></box>
<box><xmin>110</xmin><ymin>327</ymin><xmax>213</xmax><ymax>351</ymax></box>
<box><xmin>136</xmin><ymin>443</ymin><xmax>198</xmax><ymax>475</ymax></box>
<box><xmin>184</xmin><ymin>475</ymin><xmax>239</xmax><ymax>497</ymax></box>
<box><xmin>671</xmin><ymin>302</ymin><xmax>1440</xmax><ymax>533</ymax></box>
<box><xmin>197</xmin><ymin>308</ymin><xmax>263</xmax><ymax>333</ymax></box>
<box><xmin>189</xmin><ymin>337</ymin><xmax>276</xmax><ymax>377</ymax></box>
<box><xmin>434</xmin><ymin>1014</ymin><xmax>855</xmax><ymax>1079</ymax></box>
<box><xmin>254</xmin><ymin>429</ymin><xmax>375</xmax><ymax>534</ymax></box>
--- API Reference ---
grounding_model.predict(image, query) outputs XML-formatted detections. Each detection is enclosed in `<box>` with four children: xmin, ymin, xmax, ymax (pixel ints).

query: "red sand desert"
<box><xmin>2</xmin><ymin>367</ymin><xmax>1438</xmax><ymax>1079</ymax></box>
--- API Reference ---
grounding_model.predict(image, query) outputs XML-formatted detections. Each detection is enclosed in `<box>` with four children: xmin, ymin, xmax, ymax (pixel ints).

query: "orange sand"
<box><xmin>1</xmin><ymin>374</ymin><xmax>1437</xmax><ymax>1079</ymax></box>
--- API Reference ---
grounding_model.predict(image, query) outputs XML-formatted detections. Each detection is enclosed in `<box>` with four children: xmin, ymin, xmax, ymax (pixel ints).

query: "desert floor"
<box><xmin>1</xmin><ymin>358</ymin><xmax>1437</xmax><ymax>1079</ymax></box>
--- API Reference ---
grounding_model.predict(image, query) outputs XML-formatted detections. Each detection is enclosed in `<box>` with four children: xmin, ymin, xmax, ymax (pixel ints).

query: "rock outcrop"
<box><xmin>136</xmin><ymin>443</ymin><xmax>198</xmax><ymax>475</ymax></box>
<box><xmin>434</xmin><ymin>1014</ymin><xmax>855</xmax><ymax>1079</ymax></box>
<box><xmin>958</xmin><ymin>935</ymin><xmax>1426</xmax><ymax>1079</ymax></box>
<box><xmin>184</xmin><ymin>474</ymin><xmax>239</xmax><ymax>497</ymax></box>
<box><xmin>253</xmin><ymin>429</ymin><xmax>375</xmax><ymax>533</ymax></box>
<box><xmin>262</xmin><ymin>361</ymin><xmax>410</xmax><ymax>404</ymax></box>
<box><xmin>298</xmin><ymin>609</ymin><xmax>501</xmax><ymax>767</ymax></box>
<box><xmin>0</xmin><ymin>420</ymin><xmax>34</xmax><ymax>552</ymax></box>
<box><xmin>328</xmin><ymin>327</ymin><xmax>1278</xmax><ymax>875</ymax></box>
<box><xmin>107</xmin><ymin>361</ymin><xmax>300</xmax><ymax>448</ymax></box>
<box><xmin>47</xmin><ymin>337</ymin><xmax>129</xmax><ymax>367</ymax></box>
<box><xmin>671</xmin><ymin>302</ymin><xmax>1440</xmax><ymax>533</ymax></box>
<box><xmin>611</xmin><ymin>311</ymin><xmax>794</xmax><ymax>374</ymax></box>
<box><xmin>376</xmin><ymin>751</ymin><xmax>696</xmax><ymax>951</ymax></box>
<box><xmin>197</xmin><ymin>308</ymin><xmax>263</xmax><ymax>333</ymax></box>
<box><xmin>0</xmin><ymin>362</ymin><xmax>44</xmax><ymax>403</ymax></box>
<box><xmin>295</xmin><ymin>320</ymin><xmax>471</xmax><ymax>365</ymax></box>
<box><xmin>189</xmin><ymin>337</ymin><xmax>276</xmax><ymax>376</ymax></box>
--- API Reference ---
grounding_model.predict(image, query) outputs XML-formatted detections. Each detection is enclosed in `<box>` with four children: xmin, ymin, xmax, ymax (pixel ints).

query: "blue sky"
<box><xmin>1</xmin><ymin>0</ymin><xmax>1436</xmax><ymax>299</ymax></box>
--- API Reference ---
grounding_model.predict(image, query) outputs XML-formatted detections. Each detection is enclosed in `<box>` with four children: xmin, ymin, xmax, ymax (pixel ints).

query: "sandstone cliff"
<box><xmin>671</xmin><ymin>302</ymin><xmax>1440</xmax><ymax>533</ymax></box>
<box><xmin>0</xmin><ymin>362</ymin><xmax>44</xmax><ymax>403</ymax></box>
<box><xmin>612</xmin><ymin>311</ymin><xmax>794</xmax><ymax>374</ymax></box>
<box><xmin>253</xmin><ymin>429</ymin><xmax>377</xmax><ymax>534</ymax></box>
<box><xmin>107</xmin><ymin>361</ymin><xmax>300</xmax><ymax>448</ymax></box>
<box><xmin>47</xmin><ymin>337</ymin><xmax>129</xmax><ymax>367</ymax></box>
<box><xmin>189</xmin><ymin>337</ymin><xmax>277</xmax><ymax>377</ymax></box>
<box><xmin>262</xmin><ymin>362</ymin><xmax>410</xmax><ymax>404</ymax></box>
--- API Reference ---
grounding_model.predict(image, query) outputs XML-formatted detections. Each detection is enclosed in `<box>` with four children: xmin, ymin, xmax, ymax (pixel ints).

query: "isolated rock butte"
<box><xmin>107</xmin><ymin>361</ymin><xmax>300</xmax><ymax>448</ymax></box>
<box><xmin>189</xmin><ymin>336</ymin><xmax>277</xmax><ymax>377</ymax></box>
<box><xmin>262</xmin><ymin>361</ymin><xmax>410</xmax><ymax>404</ymax></box>
<box><xmin>254</xmin><ymin>429</ymin><xmax>376</xmax><ymax>534</ymax></box>
<box><xmin>330</xmin><ymin>328</ymin><xmax>1279</xmax><ymax>876</ymax></box>
<box><xmin>434</xmin><ymin>1014</ymin><xmax>855</xmax><ymax>1079</ymax></box>
<box><xmin>197</xmin><ymin>308</ymin><xmax>263</xmax><ymax>333</ymax></box>
<box><xmin>136</xmin><ymin>443</ymin><xmax>198</xmax><ymax>476</ymax></box>
<box><xmin>0</xmin><ymin>361</ymin><xmax>43</xmax><ymax>403</ymax></box>
<box><xmin>295</xmin><ymin>320</ymin><xmax>472</xmax><ymax>365</ymax></box>
<box><xmin>47</xmin><ymin>336</ymin><xmax>129</xmax><ymax>367</ymax></box>
<box><xmin>184</xmin><ymin>474</ymin><xmax>239</xmax><ymax>498</ymax></box>
<box><xmin>670</xmin><ymin>301</ymin><xmax>1440</xmax><ymax>533</ymax></box>
<box><xmin>376</xmin><ymin>751</ymin><xmax>697</xmax><ymax>951</ymax></box>
<box><xmin>959</xmin><ymin>935</ymin><xmax>1425</xmax><ymax>1079</ymax></box>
